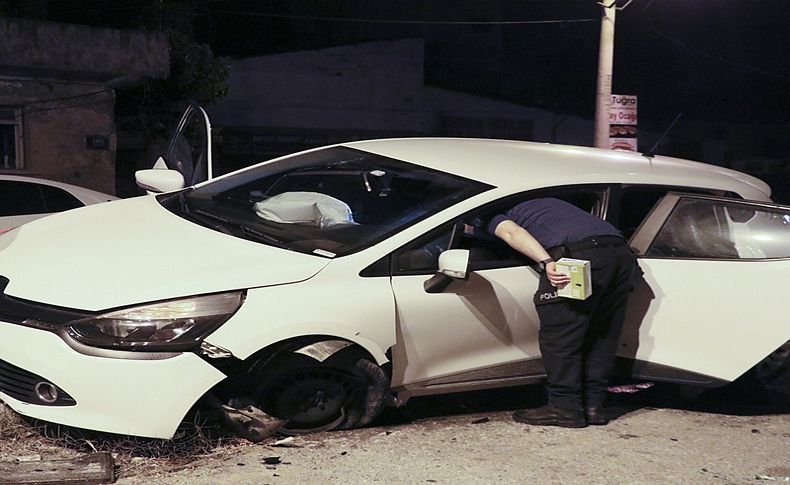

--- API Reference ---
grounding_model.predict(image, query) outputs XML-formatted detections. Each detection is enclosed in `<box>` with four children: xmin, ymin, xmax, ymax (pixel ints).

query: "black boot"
<box><xmin>584</xmin><ymin>406</ymin><xmax>609</xmax><ymax>425</ymax></box>
<box><xmin>513</xmin><ymin>405</ymin><xmax>586</xmax><ymax>428</ymax></box>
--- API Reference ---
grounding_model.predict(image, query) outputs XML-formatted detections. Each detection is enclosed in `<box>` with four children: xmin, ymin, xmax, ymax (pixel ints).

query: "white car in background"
<box><xmin>0</xmin><ymin>104</ymin><xmax>787</xmax><ymax>441</ymax></box>
<box><xmin>0</xmin><ymin>174</ymin><xmax>117</xmax><ymax>231</ymax></box>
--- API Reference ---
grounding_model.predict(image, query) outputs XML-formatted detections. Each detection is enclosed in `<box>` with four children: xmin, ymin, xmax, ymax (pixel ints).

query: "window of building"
<box><xmin>0</xmin><ymin>109</ymin><xmax>22</xmax><ymax>169</ymax></box>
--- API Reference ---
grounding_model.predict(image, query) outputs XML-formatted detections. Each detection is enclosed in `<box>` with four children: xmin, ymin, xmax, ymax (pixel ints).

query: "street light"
<box><xmin>594</xmin><ymin>0</ymin><xmax>633</xmax><ymax>149</ymax></box>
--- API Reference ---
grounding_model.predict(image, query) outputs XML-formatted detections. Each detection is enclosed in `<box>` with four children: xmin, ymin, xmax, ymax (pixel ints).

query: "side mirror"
<box><xmin>152</xmin><ymin>155</ymin><xmax>168</xmax><ymax>169</ymax></box>
<box><xmin>424</xmin><ymin>249</ymin><xmax>470</xmax><ymax>294</ymax></box>
<box><xmin>135</xmin><ymin>168</ymin><xmax>185</xmax><ymax>194</ymax></box>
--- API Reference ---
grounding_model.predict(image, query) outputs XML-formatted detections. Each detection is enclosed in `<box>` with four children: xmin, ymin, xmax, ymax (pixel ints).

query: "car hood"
<box><xmin>0</xmin><ymin>196</ymin><xmax>332</xmax><ymax>311</ymax></box>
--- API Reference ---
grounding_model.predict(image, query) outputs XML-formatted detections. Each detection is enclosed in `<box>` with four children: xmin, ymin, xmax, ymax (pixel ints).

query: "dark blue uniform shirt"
<box><xmin>486</xmin><ymin>197</ymin><xmax>621</xmax><ymax>249</ymax></box>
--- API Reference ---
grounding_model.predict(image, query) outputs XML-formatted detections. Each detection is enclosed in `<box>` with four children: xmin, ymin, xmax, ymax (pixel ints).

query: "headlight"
<box><xmin>66</xmin><ymin>292</ymin><xmax>244</xmax><ymax>351</ymax></box>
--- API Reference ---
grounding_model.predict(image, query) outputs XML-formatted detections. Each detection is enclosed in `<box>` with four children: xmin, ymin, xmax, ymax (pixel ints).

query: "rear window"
<box><xmin>647</xmin><ymin>198</ymin><xmax>790</xmax><ymax>259</ymax></box>
<box><xmin>0</xmin><ymin>181</ymin><xmax>46</xmax><ymax>216</ymax></box>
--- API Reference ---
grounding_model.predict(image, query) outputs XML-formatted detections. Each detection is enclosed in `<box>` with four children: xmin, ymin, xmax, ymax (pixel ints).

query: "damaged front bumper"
<box><xmin>0</xmin><ymin>320</ymin><xmax>226</xmax><ymax>439</ymax></box>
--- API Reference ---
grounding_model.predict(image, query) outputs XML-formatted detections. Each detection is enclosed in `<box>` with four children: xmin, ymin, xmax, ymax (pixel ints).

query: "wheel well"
<box><xmin>215</xmin><ymin>335</ymin><xmax>389</xmax><ymax>402</ymax></box>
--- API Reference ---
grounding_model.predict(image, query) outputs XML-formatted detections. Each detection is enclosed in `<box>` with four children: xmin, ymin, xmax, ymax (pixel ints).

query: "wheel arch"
<box><xmin>211</xmin><ymin>333</ymin><xmax>393</xmax><ymax>435</ymax></box>
<box><xmin>205</xmin><ymin>323</ymin><xmax>391</xmax><ymax>368</ymax></box>
<box><xmin>241</xmin><ymin>334</ymin><xmax>387</xmax><ymax>375</ymax></box>
<box><xmin>212</xmin><ymin>333</ymin><xmax>391</xmax><ymax>397</ymax></box>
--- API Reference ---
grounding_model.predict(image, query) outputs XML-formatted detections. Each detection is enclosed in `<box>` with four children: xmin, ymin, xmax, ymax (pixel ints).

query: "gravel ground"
<box><xmin>2</xmin><ymin>383</ymin><xmax>788</xmax><ymax>484</ymax></box>
<box><xmin>115</xmin><ymin>407</ymin><xmax>790</xmax><ymax>485</ymax></box>
<box><xmin>115</xmin><ymin>384</ymin><xmax>790</xmax><ymax>485</ymax></box>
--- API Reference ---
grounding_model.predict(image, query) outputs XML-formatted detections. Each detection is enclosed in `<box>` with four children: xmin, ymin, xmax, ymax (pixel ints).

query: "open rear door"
<box><xmin>621</xmin><ymin>193</ymin><xmax>790</xmax><ymax>385</ymax></box>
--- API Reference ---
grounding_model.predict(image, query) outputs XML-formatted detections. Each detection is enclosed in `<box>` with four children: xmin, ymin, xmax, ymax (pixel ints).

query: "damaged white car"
<box><xmin>0</xmin><ymin>104</ymin><xmax>788</xmax><ymax>440</ymax></box>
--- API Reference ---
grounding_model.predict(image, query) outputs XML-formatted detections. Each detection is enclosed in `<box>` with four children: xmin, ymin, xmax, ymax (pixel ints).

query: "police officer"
<box><xmin>488</xmin><ymin>197</ymin><xmax>636</xmax><ymax>428</ymax></box>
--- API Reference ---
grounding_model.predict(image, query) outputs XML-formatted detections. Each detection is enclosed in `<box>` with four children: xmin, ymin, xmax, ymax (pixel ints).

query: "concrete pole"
<box><xmin>594</xmin><ymin>3</ymin><xmax>616</xmax><ymax>149</ymax></box>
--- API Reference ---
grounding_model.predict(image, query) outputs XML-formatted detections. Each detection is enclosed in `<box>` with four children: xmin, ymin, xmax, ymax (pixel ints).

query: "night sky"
<box><xmin>201</xmin><ymin>0</ymin><xmax>790</xmax><ymax>128</ymax></box>
<box><xmin>6</xmin><ymin>0</ymin><xmax>790</xmax><ymax>155</ymax></box>
<box><xmin>23</xmin><ymin>1</ymin><xmax>789</xmax><ymax>122</ymax></box>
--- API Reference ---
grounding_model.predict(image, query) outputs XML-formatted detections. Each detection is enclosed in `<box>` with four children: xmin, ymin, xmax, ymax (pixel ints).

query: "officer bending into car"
<box><xmin>487</xmin><ymin>197</ymin><xmax>637</xmax><ymax>428</ymax></box>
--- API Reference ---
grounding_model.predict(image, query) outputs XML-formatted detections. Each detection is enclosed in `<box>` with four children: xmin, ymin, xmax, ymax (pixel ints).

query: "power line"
<box><xmin>213</xmin><ymin>10</ymin><xmax>598</xmax><ymax>26</ymax></box>
<box><xmin>22</xmin><ymin>90</ymin><xmax>115</xmax><ymax>114</ymax></box>
<box><xmin>37</xmin><ymin>2</ymin><xmax>598</xmax><ymax>26</ymax></box>
<box><xmin>44</xmin><ymin>0</ymin><xmax>224</xmax><ymax>16</ymax></box>
<box><xmin>639</xmin><ymin>4</ymin><xmax>790</xmax><ymax>80</ymax></box>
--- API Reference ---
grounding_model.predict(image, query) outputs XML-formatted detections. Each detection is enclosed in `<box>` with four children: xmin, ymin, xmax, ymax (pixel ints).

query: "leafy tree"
<box><xmin>0</xmin><ymin>0</ymin><xmax>230</xmax><ymax>143</ymax></box>
<box><xmin>116</xmin><ymin>29</ymin><xmax>229</xmax><ymax>141</ymax></box>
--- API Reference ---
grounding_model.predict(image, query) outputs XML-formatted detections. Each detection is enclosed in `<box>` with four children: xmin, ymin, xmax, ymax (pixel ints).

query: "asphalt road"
<box><xmin>117</xmin><ymin>382</ymin><xmax>790</xmax><ymax>484</ymax></box>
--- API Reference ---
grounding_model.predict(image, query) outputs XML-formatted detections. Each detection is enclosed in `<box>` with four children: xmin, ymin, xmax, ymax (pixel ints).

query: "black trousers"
<box><xmin>535</xmin><ymin>244</ymin><xmax>636</xmax><ymax>411</ymax></box>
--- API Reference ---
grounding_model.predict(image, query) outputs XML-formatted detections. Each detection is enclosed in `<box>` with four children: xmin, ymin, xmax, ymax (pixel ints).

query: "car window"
<box><xmin>394</xmin><ymin>221</ymin><xmax>525</xmax><ymax>275</ymax></box>
<box><xmin>646</xmin><ymin>198</ymin><xmax>790</xmax><ymax>259</ymax></box>
<box><xmin>394</xmin><ymin>227</ymin><xmax>455</xmax><ymax>274</ymax></box>
<box><xmin>0</xmin><ymin>180</ymin><xmax>47</xmax><ymax>216</ymax></box>
<box><xmin>166</xmin><ymin>105</ymin><xmax>211</xmax><ymax>185</ymax></box>
<box><xmin>615</xmin><ymin>185</ymin><xmax>739</xmax><ymax>240</ymax></box>
<box><xmin>392</xmin><ymin>186</ymin><xmax>607</xmax><ymax>274</ymax></box>
<box><xmin>557</xmin><ymin>191</ymin><xmax>603</xmax><ymax>215</ymax></box>
<box><xmin>39</xmin><ymin>185</ymin><xmax>83</xmax><ymax>212</ymax></box>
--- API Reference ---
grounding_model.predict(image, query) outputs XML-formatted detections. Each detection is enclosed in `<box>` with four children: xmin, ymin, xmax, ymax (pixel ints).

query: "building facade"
<box><xmin>207</xmin><ymin>39</ymin><xmax>597</xmax><ymax>175</ymax></box>
<box><xmin>0</xmin><ymin>18</ymin><xmax>168</xmax><ymax>194</ymax></box>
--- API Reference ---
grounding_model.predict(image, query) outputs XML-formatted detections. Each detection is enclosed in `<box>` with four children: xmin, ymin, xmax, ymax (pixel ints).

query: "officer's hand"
<box><xmin>545</xmin><ymin>262</ymin><xmax>570</xmax><ymax>289</ymax></box>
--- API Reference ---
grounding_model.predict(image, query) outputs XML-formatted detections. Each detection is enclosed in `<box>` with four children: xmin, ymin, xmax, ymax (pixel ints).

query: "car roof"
<box><xmin>342</xmin><ymin>138</ymin><xmax>771</xmax><ymax>200</ymax></box>
<box><xmin>0</xmin><ymin>174</ymin><xmax>118</xmax><ymax>202</ymax></box>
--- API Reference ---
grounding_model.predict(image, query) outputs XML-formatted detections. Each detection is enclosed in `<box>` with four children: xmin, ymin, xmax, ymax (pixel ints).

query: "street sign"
<box><xmin>609</xmin><ymin>94</ymin><xmax>637</xmax><ymax>151</ymax></box>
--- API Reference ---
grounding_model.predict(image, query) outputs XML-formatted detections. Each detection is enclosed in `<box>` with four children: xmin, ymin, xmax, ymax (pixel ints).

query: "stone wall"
<box><xmin>0</xmin><ymin>18</ymin><xmax>168</xmax><ymax>85</ymax></box>
<box><xmin>22</xmin><ymin>85</ymin><xmax>116</xmax><ymax>193</ymax></box>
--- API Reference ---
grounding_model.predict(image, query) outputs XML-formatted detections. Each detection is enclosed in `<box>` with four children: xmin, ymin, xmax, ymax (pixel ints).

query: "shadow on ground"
<box><xmin>378</xmin><ymin>381</ymin><xmax>790</xmax><ymax>426</ymax></box>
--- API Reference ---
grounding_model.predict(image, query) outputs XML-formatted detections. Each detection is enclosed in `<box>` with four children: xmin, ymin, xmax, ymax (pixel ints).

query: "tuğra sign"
<box><xmin>609</xmin><ymin>94</ymin><xmax>637</xmax><ymax>151</ymax></box>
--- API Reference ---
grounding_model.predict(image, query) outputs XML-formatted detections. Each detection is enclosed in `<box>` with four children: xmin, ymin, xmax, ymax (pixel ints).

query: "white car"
<box><xmin>0</xmin><ymin>106</ymin><xmax>788</xmax><ymax>441</ymax></box>
<box><xmin>0</xmin><ymin>174</ymin><xmax>117</xmax><ymax>231</ymax></box>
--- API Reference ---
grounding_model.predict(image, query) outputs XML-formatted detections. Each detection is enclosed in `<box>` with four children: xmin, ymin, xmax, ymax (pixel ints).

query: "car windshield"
<box><xmin>158</xmin><ymin>146</ymin><xmax>491</xmax><ymax>257</ymax></box>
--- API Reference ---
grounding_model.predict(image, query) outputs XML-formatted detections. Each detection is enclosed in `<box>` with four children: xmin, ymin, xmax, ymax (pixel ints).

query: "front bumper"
<box><xmin>0</xmin><ymin>320</ymin><xmax>226</xmax><ymax>439</ymax></box>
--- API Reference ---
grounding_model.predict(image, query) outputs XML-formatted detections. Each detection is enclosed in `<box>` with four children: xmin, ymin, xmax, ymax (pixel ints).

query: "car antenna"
<box><xmin>644</xmin><ymin>112</ymin><xmax>683</xmax><ymax>158</ymax></box>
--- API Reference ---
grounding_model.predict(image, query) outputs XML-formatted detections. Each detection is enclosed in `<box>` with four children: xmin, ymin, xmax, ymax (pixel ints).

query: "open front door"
<box><xmin>388</xmin><ymin>224</ymin><xmax>544</xmax><ymax>397</ymax></box>
<box><xmin>135</xmin><ymin>103</ymin><xmax>213</xmax><ymax>193</ymax></box>
<box><xmin>621</xmin><ymin>193</ymin><xmax>790</xmax><ymax>384</ymax></box>
<box><xmin>164</xmin><ymin>102</ymin><xmax>213</xmax><ymax>185</ymax></box>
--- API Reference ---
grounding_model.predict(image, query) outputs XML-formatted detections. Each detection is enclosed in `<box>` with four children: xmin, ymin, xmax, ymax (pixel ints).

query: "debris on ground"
<box><xmin>607</xmin><ymin>382</ymin><xmax>654</xmax><ymax>394</ymax></box>
<box><xmin>756</xmin><ymin>475</ymin><xmax>790</xmax><ymax>481</ymax></box>
<box><xmin>0</xmin><ymin>451</ymin><xmax>114</xmax><ymax>485</ymax></box>
<box><xmin>271</xmin><ymin>437</ymin><xmax>300</xmax><ymax>447</ymax></box>
<box><xmin>220</xmin><ymin>404</ymin><xmax>285</xmax><ymax>442</ymax></box>
<box><xmin>12</xmin><ymin>454</ymin><xmax>41</xmax><ymax>462</ymax></box>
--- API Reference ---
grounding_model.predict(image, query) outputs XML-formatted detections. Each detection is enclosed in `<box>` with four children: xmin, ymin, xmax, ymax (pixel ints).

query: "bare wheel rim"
<box><xmin>262</xmin><ymin>367</ymin><xmax>358</xmax><ymax>433</ymax></box>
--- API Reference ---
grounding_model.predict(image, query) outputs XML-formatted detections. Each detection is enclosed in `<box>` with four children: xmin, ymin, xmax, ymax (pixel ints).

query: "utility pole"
<box><xmin>594</xmin><ymin>1</ymin><xmax>633</xmax><ymax>149</ymax></box>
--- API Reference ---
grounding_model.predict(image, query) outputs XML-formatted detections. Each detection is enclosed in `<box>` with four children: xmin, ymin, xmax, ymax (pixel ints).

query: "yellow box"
<box><xmin>555</xmin><ymin>258</ymin><xmax>592</xmax><ymax>300</ymax></box>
